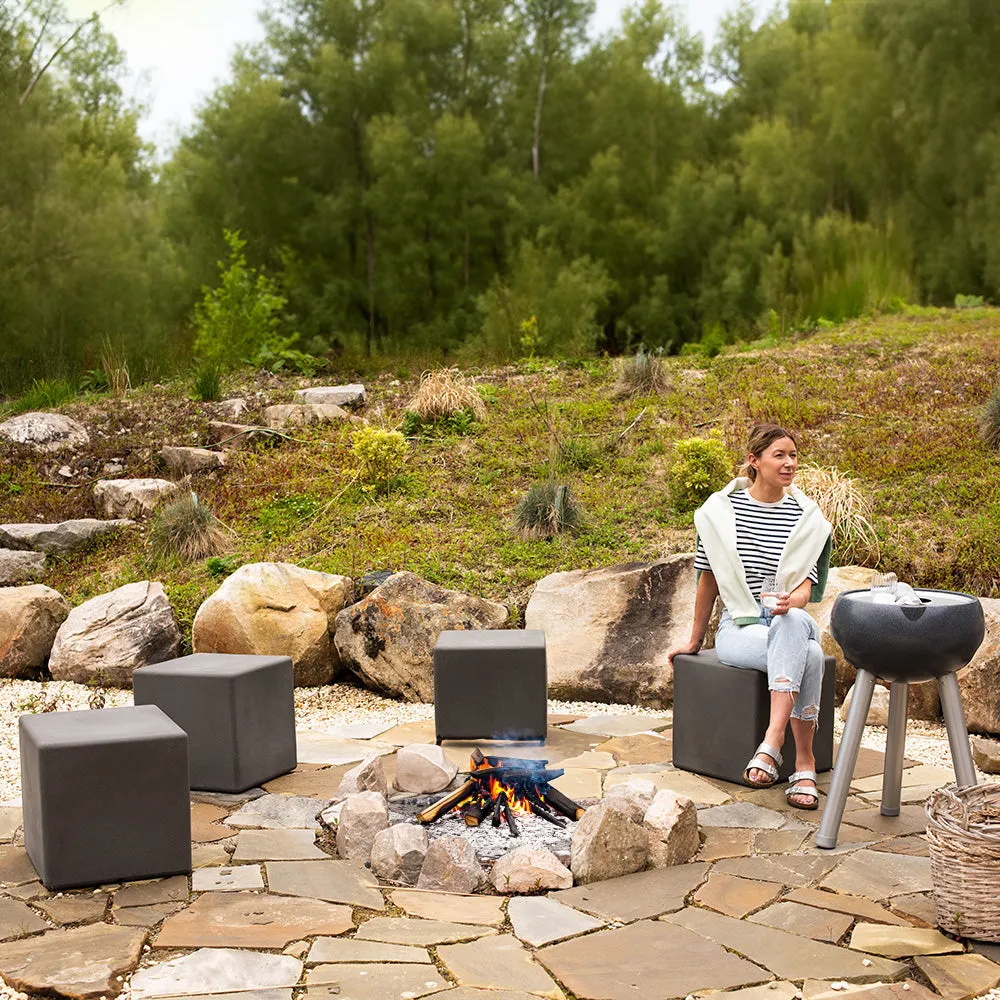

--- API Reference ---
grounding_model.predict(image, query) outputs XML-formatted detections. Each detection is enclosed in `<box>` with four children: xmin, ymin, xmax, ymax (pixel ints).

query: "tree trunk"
<box><xmin>366</xmin><ymin>212</ymin><xmax>376</xmax><ymax>356</ymax></box>
<box><xmin>532</xmin><ymin>55</ymin><xmax>548</xmax><ymax>182</ymax></box>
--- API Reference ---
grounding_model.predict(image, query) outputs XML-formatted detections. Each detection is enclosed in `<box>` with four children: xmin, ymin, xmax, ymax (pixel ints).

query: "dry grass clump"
<box><xmin>407</xmin><ymin>367</ymin><xmax>486</xmax><ymax>422</ymax></box>
<box><xmin>614</xmin><ymin>349</ymin><xmax>671</xmax><ymax>398</ymax></box>
<box><xmin>512</xmin><ymin>482</ymin><xmax>585</xmax><ymax>540</ymax></box>
<box><xmin>980</xmin><ymin>385</ymin><xmax>1000</xmax><ymax>449</ymax></box>
<box><xmin>795</xmin><ymin>463</ymin><xmax>880</xmax><ymax>564</ymax></box>
<box><xmin>148</xmin><ymin>492</ymin><xmax>234</xmax><ymax>561</ymax></box>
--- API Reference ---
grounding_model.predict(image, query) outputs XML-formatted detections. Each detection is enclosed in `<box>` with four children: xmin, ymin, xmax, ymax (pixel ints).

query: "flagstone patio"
<box><xmin>1</xmin><ymin>713</ymin><xmax>998</xmax><ymax>1000</ymax></box>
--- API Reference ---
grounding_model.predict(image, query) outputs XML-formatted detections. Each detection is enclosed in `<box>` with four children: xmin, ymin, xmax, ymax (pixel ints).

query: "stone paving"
<box><xmin>1</xmin><ymin>715</ymin><xmax>998</xmax><ymax>1000</ymax></box>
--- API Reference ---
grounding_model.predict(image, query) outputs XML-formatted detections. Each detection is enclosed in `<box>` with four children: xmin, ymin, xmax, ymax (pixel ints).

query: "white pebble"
<box><xmin>862</xmin><ymin>959</ymin><xmax>873</xmax><ymax>967</ymax></box>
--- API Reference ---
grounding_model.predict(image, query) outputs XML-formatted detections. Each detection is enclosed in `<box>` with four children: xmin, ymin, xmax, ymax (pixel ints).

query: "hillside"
<box><xmin>3</xmin><ymin>307</ymin><xmax>999</xmax><ymax>649</ymax></box>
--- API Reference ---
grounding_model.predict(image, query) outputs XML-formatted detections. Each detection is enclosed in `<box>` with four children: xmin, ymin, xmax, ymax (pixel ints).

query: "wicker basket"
<box><xmin>926</xmin><ymin>783</ymin><xmax>1000</xmax><ymax>942</ymax></box>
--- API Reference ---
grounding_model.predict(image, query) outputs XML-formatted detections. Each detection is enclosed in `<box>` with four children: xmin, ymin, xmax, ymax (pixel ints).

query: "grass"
<box><xmin>5</xmin><ymin>307</ymin><xmax>1000</xmax><ymax>652</ymax></box>
<box><xmin>407</xmin><ymin>368</ymin><xmax>487</xmax><ymax>422</ymax></box>
<box><xmin>6</xmin><ymin>377</ymin><xmax>77</xmax><ymax>415</ymax></box>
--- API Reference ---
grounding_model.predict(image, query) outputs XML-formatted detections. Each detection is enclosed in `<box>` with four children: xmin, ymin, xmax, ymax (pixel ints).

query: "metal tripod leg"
<box><xmin>816</xmin><ymin>668</ymin><xmax>877</xmax><ymax>850</ymax></box>
<box><xmin>939</xmin><ymin>672</ymin><xmax>977</xmax><ymax>789</ymax></box>
<box><xmin>881</xmin><ymin>681</ymin><xmax>909</xmax><ymax>817</ymax></box>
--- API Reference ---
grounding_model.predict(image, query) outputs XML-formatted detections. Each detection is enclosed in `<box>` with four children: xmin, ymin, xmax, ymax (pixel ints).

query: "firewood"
<box><xmin>470</xmin><ymin>748</ymin><xmax>486</xmax><ymax>769</ymax></box>
<box><xmin>492</xmin><ymin>790</ymin><xmax>508</xmax><ymax>828</ymax></box>
<box><xmin>416</xmin><ymin>778</ymin><xmax>479</xmax><ymax>824</ymax></box>
<box><xmin>539</xmin><ymin>784</ymin><xmax>585</xmax><ymax>821</ymax></box>
<box><xmin>526</xmin><ymin>789</ymin><xmax>568</xmax><ymax>827</ymax></box>
<box><xmin>463</xmin><ymin>800</ymin><xmax>490</xmax><ymax>827</ymax></box>
<box><xmin>482</xmin><ymin>754</ymin><xmax>548</xmax><ymax>770</ymax></box>
<box><xmin>503</xmin><ymin>801</ymin><xmax>519</xmax><ymax>837</ymax></box>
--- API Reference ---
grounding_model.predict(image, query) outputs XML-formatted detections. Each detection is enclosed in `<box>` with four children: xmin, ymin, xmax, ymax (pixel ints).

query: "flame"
<box><xmin>487</xmin><ymin>774</ymin><xmax>533</xmax><ymax>815</ymax></box>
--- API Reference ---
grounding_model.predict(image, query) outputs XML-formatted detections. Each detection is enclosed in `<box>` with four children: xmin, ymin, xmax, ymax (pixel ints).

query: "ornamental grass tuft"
<box><xmin>795</xmin><ymin>462</ymin><xmax>880</xmax><ymax>564</ymax></box>
<box><xmin>148</xmin><ymin>492</ymin><xmax>233</xmax><ymax>562</ymax></box>
<box><xmin>407</xmin><ymin>367</ymin><xmax>487</xmax><ymax>422</ymax></box>
<box><xmin>979</xmin><ymin>384</ymin><xmax>1000</xmax><ymax>450</ymax></box>
<box><xmin>512</xmin><ymin>481</ymin><xmax>584</xmax><ymax>540</ymax></box>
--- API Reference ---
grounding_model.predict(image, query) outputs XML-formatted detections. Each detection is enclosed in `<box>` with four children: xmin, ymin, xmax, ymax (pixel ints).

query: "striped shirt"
<box><xmin>695</xmin><ymin>489</ymin><xmax>819</xmax><ymax>599</ymax></box>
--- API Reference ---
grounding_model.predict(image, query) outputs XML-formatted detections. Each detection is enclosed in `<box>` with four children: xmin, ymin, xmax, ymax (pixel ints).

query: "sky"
<box><xmin>65</xmin><ymin>0</ymin><xmax>739</xmax><ymax>153</ymax></box>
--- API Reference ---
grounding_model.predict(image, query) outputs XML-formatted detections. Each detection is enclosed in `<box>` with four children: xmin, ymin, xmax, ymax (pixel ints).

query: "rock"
<box><xmin>358</xmin><ymin>569</ymin><xmax>395</xmax><ymax>596</ymax></box>
<box><xmin>959</xmin><ymin>597</ymin><xmax>1000</xmax><ymax>735</ymax></box>
<box><xmin>370</xmin><ymin>824</ymin><xmax>428</xmax><ymax>884</ymax></box>
<box><xmin>93</xmin><ymin>478</ymin><xmax>178</xmax><ymax>519</ymax></box>
<box><xmin>570</xmin><ymin>800</ymin><xmax>649</xmax><ymax>884</ymax></box>
<box><xmin>0</xmin><ymin>411</ymin><xmax>89</xmax><ymax>453</ymax></box>
<box><xmin>643</xmin><ymin>789</ymin><xmax>700</xmax><ymax>868</ymax></box>
<box><xmin>263</xmin><ymin>403</ymin><xmax>352</xmax><ymax>429</ymax></box>
<box><xmin>48</xmin><ymin>581</ymin><xmax>181</xmax><ymax>686</ymax></box>
<box><xmin>840</xmin><ymin>681</ymin><xmax>940</xmax><ymax>725</ymax></box>
<box><xmin>334</xmin><ymin>571</ymin><xmax>507</xmax><ymax>701</ymax></box>
<box><xmin>603</xmin><ymin>778</ymin><xmax>657</xmax><ymax>822</ymax></box>
<box><xmin>217</xmin><ymin>398</ymin><xmax>249</xmax><ymax>421</ymax></box>
<box><xmin>0</xmin><ymin>549</ymin><xmax>46</xmax><ymax>584</ymax></box>
<box><xmin>394</xmin><ymin>744</ymin><xmax>459</xmax><ymax>794</ymax></box>
<box><xmin>525</xmin><ymin>555</ymin><xmax>710</xmax><ymax>705</ymax></box>
<box><xmin>0</xmin><ymin>519</ymin><xmax>135</xmax><ymax>555</ymax></box>
<box><xmin>224</xmin><ymin>794</ymin><xmax>328</xmax><ymax>831</ymax></box>
<box><xmin>972</xmin><ymin>736</ymin><xmax>1000</xmax><ymax>773</ymax></box>
<box><xmin>336</xmin><ymin>756</ymin><xmax>389</xmax><ymax>800</ymax></box>
<box><xmin>810</xmin><ymin>566</ymin><xmax>875</xmax><ymax>702</ymax></box>
<box><xmin>207</xmin><ymin>421</ymin><xmax>263</xmax><ymax>450</ymax></box>
<box><xmin>129</xmin><ymin>947</ymin><xmax>302</xmax><ymax>999</ymax></box>
<box><xmin>0</xmin><ymin>585</ymin><xmax>69</xmax><ymax>679</ymax></box>
<box><xmin>294</xmin><ymin>384</ymin><xmax>366</xmax><ymax>407</ymax></box>
<box><xmin>336</xmin><ymin>791</ymin><xmax>389</xmax><ymax>861</ymax></box>
<box><xmin>160</xmin><ymin>445</ymin><xmax>226</xmax><ymax>474</ymax></box>
<box><xmin>0</xmin><ymin>922</ymin><xmax>146</xmax><ymax>999</ymax></box>
<box><xmin>416</xmin><ymin>836</ymin><xmax>485</xmax><ymax>894</ymax></box>
<box><xmin>193</xmin><ymin>562</ymin><xmax>353</xmax><ymax>686</ymax></box>
<box><xmin>848</xmin><ymin>922</ymin><xmax>964</xmax><ymax>958</ymax></box>
<box><xmin>491</xmin><ymin>846</ymin><xmax>573</xmax><ymax>893</ymax></box>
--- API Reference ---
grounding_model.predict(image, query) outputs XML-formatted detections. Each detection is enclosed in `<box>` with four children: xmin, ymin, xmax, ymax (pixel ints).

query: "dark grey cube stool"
<box><xmin>20</xmin><ymin>705</ymin><xmax>191</xmax><ymax>890</ymax></box>
<box><xmin>434</xmin><ymin>630</ymin><xmax>547</xmax><ymax>742</ymax></box>
<box><xmin>672</xmin><ymin>647</ymin><xmax>835</xmax><ymax>784</ymax></box>
<box><xmin>134</xmin><ymin>653</ymin><xmax>296</xmax><ymax>793</ymax></box>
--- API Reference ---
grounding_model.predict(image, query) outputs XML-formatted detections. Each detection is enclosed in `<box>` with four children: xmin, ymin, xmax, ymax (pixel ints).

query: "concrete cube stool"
<box><xmin>20</xmin><ymin>705</ymin><xmax>191</xmax><ymax>890</ymax></box>
<box><xmin>134</xmin><ymin>653</ymin><xmax>296</xmax><ymax>793</ymax></box>
<box><xmin>434</xmin><ymin>630</ymin><xmax>547</xmax><ymax>742</ymax></box>
<box><xmin>672</xmin><ymin>647</ymin><xmax>835</xmax><ymax>784</ymax></box>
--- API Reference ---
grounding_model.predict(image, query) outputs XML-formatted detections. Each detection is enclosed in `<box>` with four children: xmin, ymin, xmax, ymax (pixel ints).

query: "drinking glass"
<box><xmin>760</xmin><ymin>575</ymin><xmax>779</xmax><ymax>610</ymax></box>
<box><xmin>871</xmin><ymin>571</ymin><xmax>898</xmax><ymax>604</ymax></box>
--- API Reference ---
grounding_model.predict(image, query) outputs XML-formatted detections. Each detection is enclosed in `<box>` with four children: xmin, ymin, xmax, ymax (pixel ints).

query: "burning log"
<box><xmin>503</xmin><ymin>801</ymin><xmax>519</xmax><ymax>837</ymax></box>
<box><xmin>464</xmin><ymin>800</ymin><xmax>491</xmax><ymax>827</ymax></box>
<box><xmin>525</xmin><ymin>789</ymin><xmax>568</xmax><ymax>828</ymax></box>
<box><xmin>491</xmin><ymin>790</ymin><xmax>508</xmax><ymax>828</ymax></box>
<box><xmin>416</xmin><ymin>778</ymin><xmax>479</xmax><ymax>824</ymax></box>
<box><xmin>540</xmin><ymin>785</ymin><xmax>586</xmax><ymax>822</ymax></box>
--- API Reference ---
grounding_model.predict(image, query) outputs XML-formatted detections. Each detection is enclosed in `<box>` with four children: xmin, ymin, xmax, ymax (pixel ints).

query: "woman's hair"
<box><xmin>739</xmin><ymin>423</ymin><xmax>798</xmax><ymax>482</ymax></box>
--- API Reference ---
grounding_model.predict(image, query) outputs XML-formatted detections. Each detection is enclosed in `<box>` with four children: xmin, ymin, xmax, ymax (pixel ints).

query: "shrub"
<box><xmin>667</xmin><ymin>436</ymin><xmax>732</xmax><ymax>513</ymax></box>
<box><xmin>191</xmin><ymin>362</ymin><xmax>222</xmax><ymax>402</ymax></box>
<box><xmin>614</xmin><ymin>348</ymin><xmax>670</xmax><ymax>398</ymax></box>
<box><xmin>350</xmin><ymin>426</ymin><xmax>408</xmax><ymax>487</ymax></box>
<box><xmin>795</xmin><ymin>463</ymin><xmax>880</xmax><ymax>564</ymax></box>
<box><xmin>981</xmin><ymin>385</ymin><xmax>1000</xmax><ymax>450</ymax></box>
<box><xmin>955</xmin><ymin>294</ymin><xmax>986</xmax><ymax>309</ymax></box>
<box><xmin>407</xmin><ymin>368</ymin><xmax>486</xmax><ymax>422</ymax></box>
<box><xmin>513</xmin><ymin>482</ymin><xmax>585</xmax><ymax>539</ymax></box>
<box><xmin>148</xmin><ymin>492</ymin><xmax>233</xmax><ymax>562</ymax></box>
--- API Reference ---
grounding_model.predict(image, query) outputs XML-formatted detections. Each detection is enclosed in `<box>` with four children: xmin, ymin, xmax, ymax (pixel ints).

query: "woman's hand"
<box><xmin>769</xmin><ymin>591</ymin><xmax>793</xmax><ymax>616</ymax></box>
<box><xmin>667</xmin><ymin>638</ymin><xmax>702</xmax><ymax>664</ymax></box>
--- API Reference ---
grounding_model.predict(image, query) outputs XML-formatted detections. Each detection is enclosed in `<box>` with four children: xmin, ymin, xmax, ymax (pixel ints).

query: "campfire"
<box><xmin>416</xmin><ymin>748</ymin><xmax>585</xmax><ymax>837</ymax></box>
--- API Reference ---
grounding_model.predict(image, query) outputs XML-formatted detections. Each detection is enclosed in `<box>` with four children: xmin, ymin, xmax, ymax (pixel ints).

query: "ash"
<box><xmin>390</xmin><ymin>797</ymin><xmax>574</xmax><ymax>864</ymax></box>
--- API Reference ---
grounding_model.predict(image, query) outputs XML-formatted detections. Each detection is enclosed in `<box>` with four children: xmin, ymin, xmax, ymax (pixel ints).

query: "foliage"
<box><xmin>557</xmin><ymin>437</ymin><xmax>602</xmax><ymax>471</ymax></box>
<box><xmin>192</xmin><ymin>230</ymin><xmax>289</xmax><ymax>370</ymax></box>
<box><xmin>100</xmin><ymin>335</ymin><xmax>130</xmax><ymax>397</ymax></box>
<box><xmin>407</xmin><ymin>369</ymin><xmax>487</xmax><ymax>422</ymax></box>
<box><xmin>8</xmin><ymin>379</ymin><xmax>77</xmax><ymax>415</ymax></box>
<box><xmin>249</xmin><ymin>344</ymin><xmax>327</xmax><ymax>376</ymax></box>
<box><xmin>205</xmin><ymin>555</ymin><xmax>240</xmax><ymax>578</ymax></box>
<box><xmin>980</xmin><ymin>385</ymin><xmax>1000</xmax><ymax>451</ymax></box>
<box><xmin>794</xmin><ymin>463</ymin><xmax>880</xmax><ymax>565</ymax></box>
<box><xmin>350</xmin><ymin>426</ymin><xmax>409</xmax><ymax>487</ymax></box>
<box><xmin>667</xmin><ymin>436</ymin><xmax>733</xmax><ymax>513</ymax></box>
<box><xmin>614</xmin><ymin>348</ymin><xmax>671</xmax><ymax>398</ymax></box>
<box><xmin>956</xmin><ymin>294</ymin><xmax>986</xmax><ymax>309</ymax></box>
<box><xmin>148</xmin><ymin>492</ymin><xmax>233</xmax><ymax>562</ymax></box>
<box><xmin>513</xmin><ymin>482</ymin><xmax>585</xmax><ymax>540</ymax></box>
<box><xmin>191</xmin><ymin>363</ymin><xmax>222</xmax><ymax>402</ymax></box>
<box><xmin>402</xmin><ymin>409</ymin><xmax>479</xmax><ymax>438</ymax></box>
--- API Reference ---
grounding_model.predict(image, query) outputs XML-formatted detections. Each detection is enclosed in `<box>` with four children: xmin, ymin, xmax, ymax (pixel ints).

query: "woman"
<box><xmin>668</xmin><ymin>424</ymin><xmax>832</xmax><ymax>809</ymax></box>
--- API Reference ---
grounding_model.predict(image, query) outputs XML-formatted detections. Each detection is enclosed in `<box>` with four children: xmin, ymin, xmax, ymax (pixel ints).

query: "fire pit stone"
<box><xmin>604</xmin><ymin>778</ymin><xmax>657</xmax><ymax>822</ymax></box>
<box><xmin>394</xmin><ymin>743</ymin><xmax>458</xmax><ymax>794</ymax></box>
<box><xmin>416</xmin><ymin>835</ymin><xmax>485</xmax><ymax>893</ymax></box>
<box><xmin>644</xmin><ymin>789</ymin><xmax>699</xmax><ymax>867</ymax></box>
<box><xmin>335</xmin><ymin>755</ymin><xmax>388</xmax><ymax>801</ymax></box>
<box><xmin>491</xmin><ymin>846</ymin><xmax>573</xmax><ymax>893</ymax></box>
<box><xmin>571</xmin><ymin>800</ymin><xmax>649</xmax><ymax>884</ymax></box>
<box><xmin>370</xmin><ymin>823</ymin><xmax>428</xmax><ymax>884</ymax></box>
<box><xmin>335</xmin><ymin>790</ymin><xmax>389</xmax><ymax>860</ymax></box>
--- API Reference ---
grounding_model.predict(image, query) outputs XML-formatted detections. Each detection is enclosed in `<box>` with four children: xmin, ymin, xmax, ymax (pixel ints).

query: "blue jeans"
<box><xmin>715</xmin><ymin>607</ymin><xmax>824</xmax><ymax>724</ymax></box>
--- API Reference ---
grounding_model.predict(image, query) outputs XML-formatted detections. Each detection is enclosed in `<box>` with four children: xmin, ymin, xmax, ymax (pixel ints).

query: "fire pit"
<box><xmin>816</xmin><ymin>588</ymin><xmax>986</xmax><ymax>850</ymax></box>
<box><xmin>416</xmin><ymin>748</ymin><xmax>584</xmax><ymax>838</ymax></box>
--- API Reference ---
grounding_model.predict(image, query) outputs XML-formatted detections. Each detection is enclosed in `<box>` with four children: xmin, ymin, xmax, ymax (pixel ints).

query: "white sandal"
<box><xmin>785</xmin><ymin>770</ymin><xmax>820</xmax><ymax>810</ymax></box>
<box><xmin>742</xmin><ymin>742</ymin><xmax>783</xmax><ymax>788</ymax></box>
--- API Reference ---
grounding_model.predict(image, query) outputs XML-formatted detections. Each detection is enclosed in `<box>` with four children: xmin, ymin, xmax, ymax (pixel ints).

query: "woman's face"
<box><xmin>751</xmin><ymin>436</ymin><xmax>798</xmax><ymax>488</ymax></box>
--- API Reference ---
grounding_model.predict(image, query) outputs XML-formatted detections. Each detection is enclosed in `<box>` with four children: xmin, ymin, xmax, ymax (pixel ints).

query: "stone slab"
<box><xmin>698</xmin><ymin>983</ymin><xmax>799</xmax><ymax>1000</ymax></box>
<box><xmin>713</xmin><ymin>854</ymin><xmax>840</xmax><ymax>888</ymax></box>
<box><xmin>34</xmin><ymin>894</ymin><xmax>108</xmax><ymax>925</ymax></box>
<box><xmin>694</xmin><ymin>873</ymin><xmax>783</xmax><ymax>918</ymax></box>
<box><xmin>192</xmin><ymin>865</ymin><xmax>265</xmax><ymax>892</ymax></box>
<box><xmin>321</xmin><ymin>721</ymin><xmax>398</xmax><ymax>740</ymax></box>
<box><xmin>697</xmin><ymin>828</ymin><xmax>754</xmax><ymax>861</ymax></box>
<box><xmin>1</xmin><ymin>882</ymin><xmax>47</xmax><ymax>901</ymax></box>
<box><xmin>553</xmin><ymin>751</ymin><xmax>617</xmax><ymax>770</ymax></box>
<box><xmin>307</xmin><ymin>938</ymin><xmax>432</xmax><ymax>963</ymax></box>
<box><xmin>113</xmin><ymin>902</ymin><xmax>187</xmax><ymax>927</ymax></box>
<box><xmin>113</xmin><ymin>876</ymin><xmax>189</xmax><ymax>909</ymax></box>
<box><xmin>130</xmin><ymin>947</ymin><xmax>303</xmax><ymax>998</ymax></box>
<box><xmin>913</xmin><ymin>953</ymin><xmax>1000</xmax><ymax>1000</ymax></box>
<box><xmin>662</xmin><ymin>906</ymin><xmax>908</xmax><ymax>982</ymax></box>
<box><xmin>784</xmin><ymin>888</ymin><xmax>912</xmax><ymax>926</ymax></box>
<box><xmin>802</xmin><ymin>980</ymin><xmax>939</xmax><ymax>1000</ymax></box>
<box><xmin>0</xmin><ymin>808</ymin><xmax>21</xmax><ymax>844</ymax></box>
<box><xmin>841</xmin><ymin>806</ymin><xmax>928</xmax><ymax>838</ymax></box>
<box><xmin>849</xmin><ymin>922</ymin><xmax>964</xmax><ymax>958</ymax></box>
<box><xmin>697</xmin><ymin>803</ymin><xmax>790</xmax><ymax>829</ymax></box>
<box><xmin>507</xmin><ymin>896</ymin><xmax>606</xmax><ymax>947</ymax></box>
<box><xmin>442</xmin><ymin>728</ymin><xmax>601</xmax><ymax>765</ymax></box>
<box><xmin>224</xmin><ymin>794</ymin><xmax>328</xmax><ymax>831</ymax></box>
<box><xmin>389</xmin><ymin>889</ymin><xmax>505</xmax><ymax>926</ymax></box>
<box><xmin>190</xmin><ymin>788</ymin><xmax>266</xmax><ymax>808</ymax></box>
<box><xmin>437</xmin><ymin>933</ymin><xmax>564</xmax><ymax>998</ymax></box>
<box><xmin>561</xmin><ymin>715</ymin><xmax>672</xmax><ymax>737</ymax></box>
<box><xmin>595</xmin><ymin>733</ymin><xmax>672</xmax><ymax>765</ymax></box>
<box><xmin>232</xmin><ymin>829</ymin><xmax>328</xmax><ymax>862</ymax></box>
<box><xmin>889</xmin><ymin>892</ymin><xmax>937</xmax><ymax>926</ymax></box>
<box><xmin>265</xmin><ymin>860</ymin><xmax>383</xmax><ymax>910</ymax></box>
<box><xmin>295</xmin><ymin>733</ymin><xmax>394</xmax><ymax>765</ymax></box>
<box><xmin>155</xmin><ymin>892</ymin><xmax>354</xmax><ymax>949</ymax></box>
<box><xmin>191</xmin><ymin>844</ymin><xmax>232</xmax><ymax>869</ymax></box>
<box><xmin>604</xmin><ymin>768</ymin><xmax>731</xmax><ymax>805</ymax></box>
<box><xmin>0</xmin><ymin>896</ymin><xmax>48</xmax><ymax>940</ymax></box>
<box><xmin>0</xmin><ymin>922</ymin><xmax>146</xmax><ymax>999</ymax></box>
<box><xmin>851</xmin><ymin>765</ymin><xmax>955</xmax><ymax>793</ymax></box>
<box><xmin>549</xmin><ymin>768</ymin><xmax>603</xmax><ymax>800</ymax></box>
<box><xmin>0</xmin><ymin>847</ymin><xmax>38</xmax><ymax>886</ymax></box>
<box><xmin>754</xmin><ymin>828</ymin><xmax>810</xmax><ymax>854</ymax></box>
<box><xmin>819</xmin><ymin>850</ymin><xmax>933</xmax><ymax>900</ymax></box>
<box><xmin>262</xmin><ymin>764</ymin><xmax>352</xmax><ymax>799</ymax></box>
<box><xmin>355</xmin><ymin>917</ymin><xmax>496</xmax><ymax>946</ymax></box>
<box><xmin>305</xmin><ymin>964</ymin><xmax>449</xmax><ymax>998</ymax></box>
<box><xmin>549</xmin><ymin>862</ymin><xmax>710</xmax><ymax>922</ymax></box>
<box><xmin>537</xmin><ymin>918</ymin><xmax>769</xmax><ymax>1000</ymax></box>
<box><xmin>749</xmin><ymin>901</ymin><xmax>854</xmax><ymax>943</ymax></box>
<box><xmin>376</xmin><ymin>721</ymin><xmax>438</xmax><ymax>746</ymax></box>
<box><xmin>191</xmin><ymin>803</ymin><xmax>231</xmax><ymax>843</ymax></box>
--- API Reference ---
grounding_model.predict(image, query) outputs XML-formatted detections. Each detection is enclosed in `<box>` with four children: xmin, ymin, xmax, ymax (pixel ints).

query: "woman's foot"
<box><xmin>746</xmin><ymin>729</ymin><xmax>785</xmax><ymax>785</ymax></box>
<box><xmin>786</xmin><ymin>762</ymin><xmax>819</xmax><ymax>809</ymax></box>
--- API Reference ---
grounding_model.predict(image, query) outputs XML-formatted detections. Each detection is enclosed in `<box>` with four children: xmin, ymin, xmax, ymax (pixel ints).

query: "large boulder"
<box><xmin>525</xmin><ymin>555</ymin><xmax>706</xmax><ymax>705</ymax></box>
<box><xmin>334</xmin><ymin>572</ymin><xmax>507</xmax><ymax>701</ymax></box>
<box><xmin>93</xmin><ymin>478</ymin><xmax>178</xmax><ymax>519</ymax></box>
<box><xmin>0</xmin><ymin>519</ymin><xmax>135</xmax><ymax>555</ymax></box>
<box><xmin>809</xmin><ymin>566</ymin><xmax>875</xmax><ymax>703</ymax></box>
<box><xmin>0</xmin><ymin>549</ymin><xmax>46</xmax><ymax>584</ymax></box>
<box><xmin>840</xmin><ymin>681</ymin><xmax>940</xmax><ymax>725</ymax></box>
<box><xmin>0</xmin><ymin>412</ymin><xmax>89</xmax><ymax>453</ymax></box>
<box><xmin>48</xmin><ymin>581</ymin><xmax>181</xmax><ymax>686</ymax></box>
<box><xmin>193</xmin><ymin>562</ymin><xmax>353</xmax><ymax>686</ymax></box>
<box><xmin>959</xmin><ymin>597</ymin><xmax>1000</xmax><ymax>735</ymax></box>
<box><xmin>0</xmin><ymin>585</ymin><xmax>70</xmax><ymax>678</ymax></box>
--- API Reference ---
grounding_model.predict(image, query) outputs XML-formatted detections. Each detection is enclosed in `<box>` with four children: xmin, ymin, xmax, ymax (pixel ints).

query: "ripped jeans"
<box><xmin>715</xmin><ymin>606</ymin><xmax>824</xmax><ymax>725</ymax></box>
